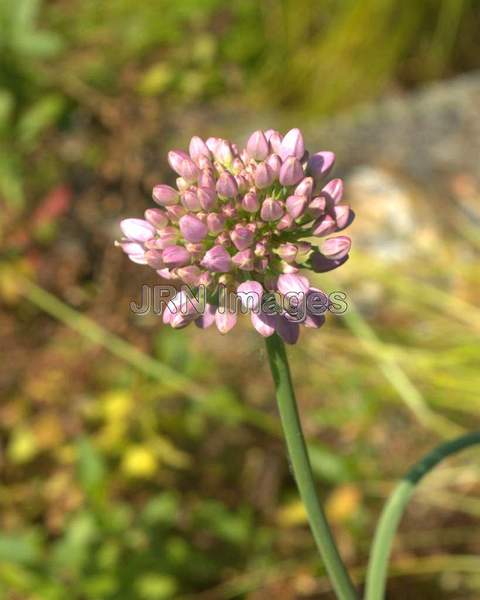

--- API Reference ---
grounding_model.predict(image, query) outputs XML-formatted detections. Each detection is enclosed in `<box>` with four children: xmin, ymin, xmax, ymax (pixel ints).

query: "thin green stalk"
<box><xmin>365</xmin><ymin>431</ymin><xmax>480</xmax><ymax>600</ymax></box>
<box><xmin>265</xmin><ymin>333</ymin><xmax>358</xmax><ymax>600</ymax></box>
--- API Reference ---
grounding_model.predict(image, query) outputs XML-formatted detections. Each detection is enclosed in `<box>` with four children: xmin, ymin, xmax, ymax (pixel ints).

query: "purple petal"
<box><xmin>277</xmin><ymin>273</ymin><xmax>310</xmax><ymax>295</ymax></box>
<box><xmin>215</xmin><ymin>308</ymin><xmax>237</xmax><ymax>334</ymax></box>
<box><xmin>279</xmin><ymin>128</ymin><xmax>305</xmax><ymax>161</ymax></box>
<box><xmin>120</xmin><ymin>218</ymin><xmax>156</xmax><ymax>242</ymax></box>
<box><xmin>251</xmin><ymin>312</ymin><xmax>276</xmax><ymax>337</ymax></box>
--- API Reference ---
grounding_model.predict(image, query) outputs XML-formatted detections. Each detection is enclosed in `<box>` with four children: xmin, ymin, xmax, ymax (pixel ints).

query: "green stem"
<box><xmin>265</xmin><ymin>333</ymin><xmax>358</xmax><ymax>600</ymax></box>
<box><xmin>365</xmin><ymin>431</ymin><xmax>480</xmax><ymax>600</ymax></box>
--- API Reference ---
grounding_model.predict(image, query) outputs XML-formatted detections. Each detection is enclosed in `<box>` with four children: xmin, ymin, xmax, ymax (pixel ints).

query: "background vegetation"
<box><xmin>1</xmin><ymin>0</ymin><xmax>480</xmax><ymax>598</ymax></box>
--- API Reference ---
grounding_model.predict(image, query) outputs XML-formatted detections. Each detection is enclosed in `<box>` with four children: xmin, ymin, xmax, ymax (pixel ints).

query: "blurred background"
<box><xmin>1</xmin><ymin>1</ymin><xmax>480</xmax><ymax>598</ymax></box>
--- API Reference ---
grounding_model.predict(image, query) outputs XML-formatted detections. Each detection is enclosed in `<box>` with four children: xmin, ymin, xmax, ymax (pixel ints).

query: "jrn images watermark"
<box><xmin>130</xmin><ymin>285</ymin><xmax>349</xmax><ymax>323</ymax></box>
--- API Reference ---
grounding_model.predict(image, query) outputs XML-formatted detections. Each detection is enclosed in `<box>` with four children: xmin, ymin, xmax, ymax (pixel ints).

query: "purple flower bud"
<box><xmin>195</xmin><ymin>303</ymin><xmax>216</xmax><ymax>328</ymax></box>
<box><xmin>235</xmin><ymin>175</ymin><xmax>249</xmax><ymax>194</ymax></box>
<box><xmin>276</xmin><ymin>316</ymin><xmax>299</xmax><ymax>344</ymax></box>
<box><xmin>206</xmin><ymin>137</ymin><xmax>221</xmax><ymax>153</ymax></box>
<box><xmin>176</xmin><ymin>265</ymin><xmax>202</xmax><ymax>286</ymax></box>
<box><xmin>189</xmin><ymin>136</ymin><xmax>211</xmax><ymax>164</ymax></box>
<box><xmin>246</xmin><ymin>130</ymin><xmax>269</xmax><ymax>161</ymax></box>
<box><xmin>230</xmin><ymin>224</ymin><xmax>255</xmax><ymax>251</ymax></box>
<box><xmin>215</xmin><ymin>307</ymin><xmax>237</xmax><ymax>334</ymax></box>
<box><xmin>242</xmin><ymin>191</ymin><xmax>259</xmax><ymax>213</ymax></box>
<box><xmin>197</xmin><ymin>187</ymin><xmax>217</xmax><ymax>211</ymax></box>
<box><xmin>260</xmin><ymin>198</ymin><xmax>284</xmax><ymax>222</ymax></box>
<box><xmin>185</xmin><ymin>243</ymin><xmax>204</xmax><ymax>259</ymax></box>
<box><xmin>266</xmin><ymin>153</ymin><xmax>282</xmax><ymax>179</ymax></box>
<box><xmin>279</xmin><ymin>157</ymin><xmax>304</xmax><ymax>186</ymax></box>
<box><xmin>214</xmin><ymin>140</ymin><xmax>234</xmax><ymax>165</ymax></box>
<box><xmin>117</xmin><ymin>241</ymin><xmax>147</xmax><ymax>264</ymax></box>
<box><xmin>179</xmin><ymin>214</ymin><xmax>208</xmax><ymax>243</ymax></box>
<box><xmin>165</xmin><ymin>205</ymin><xmax>186</xmax><ymax>222</ymax></box>
<box><xmin>144</xmin><ymin>208</ymin><xmax>168</xmax><ymax>229</ymax></box>
<box><xmin>231</xmin><ymin>158</ymin><xmax>245</xmax><ymax>175</ymax></box>
<box><xmin>216</xmin><ymin>172</ymin><xmax>238</xmax><ymax>198</ymax></box>
<box><xmin>267</xmin><ymin>131</ymin><xmax>283</xmax><ymax>154</ymax></box>
<box><xmin>198</xmin><ymin>170</ymin><xmax>216</xmax><ymax>190</ymax></box>
<box><xmin>237</xmin><ymin>280</ymin><xmax>263</xmax><ymax>311</ymax></box>
<box><xmin>307</xmin><ymin>151</ymin><xmax>335</xmax><ymax>180</ymax></box>
<box><xmin>334</xmin><ymin>205</ymin><xmax>354</xmax><ymax>230</ymax></box>
<box><xmin>201</xmin><ymin>245</ymin><xmax>232</xmax><ymax>272</ymax></box>
<box><xmin>155</xmin><ymin>226</ymin><xmax>178</xmax><ymax>249</ymax></box>
<box><xmin>308</xmin><ymin>196</ymin><xmax>327</xmax><ymax>217</ymax></box>
<box><xmin>206</xmin><ymin>212</ymin><xmax>226</xmax><ymax>234</ymax></box>
<box><xmin>168</xmin><ymin>151</ymin><xmax>199</xmax><ymax>182</ymax></box>
<box><xmin>279</xmin><ymin>262</ymin><xmax>299</xmax><ymax>274</ymax></box>
<box><xmin>251</xmin><ymin>312</ymin><xmax>276</xmax><ymax>337</ymax></box>
<box><xmin>232</xmin><ymin>249</ymin><xmax>254</xmax><ymax>270</ymax></box>
<box><xmin>321</xmin><ymin>178</ymin><xmax>343</xmax><ymax>205</ymax></box>
<box><xmin>178</xmin><ymin>158</ymin><xmax>199</xmax><ymax>183</ymax></box>
<box><xmin>162</xmin><ymin>245</ymin><xmax>191</xmax><ymax>268</ymax></box>
<box><xmin>286</xmin><ymin>195</ymin><xmax>308</xmax><ymax>219</ymax></box>
<box><xmin>276</xmin><ymin>243</ymin><xmax>297</xmax><ymax>263</ymax></box>
<box><xmin>276</xmin><ymin>213</ymin><xmax>294</xmax><ymax>231</ymax></box>
<box><xmin>181</xmin><ymin>190</ymin><xmax>201</xmax><ymax>212</ymax></box>
<box><xmin>145</xmin><ymin>249</ymin><xmax>164</xmax><ymax>269</ymax></box>
<box><xmin>152</xmin><ymin>184</ymin><xmax>179</xmax><ymax>206</ymax></box>
<box><xmin>254</xmin><ymin>162</ymin><xmax>275</xmax><ymax>189</ymax></box>
<box><xmin>167</xmin><ymin>150</ymin><xmax>189</xmax><ymax>173</ymax></box>
<box><xmin>295</xmin><ymin>177</ymin><xmax>314</xmax><ymax>198</ymax></box>
<box><xmin>120</xmin><ymin>218</ymin><xmax>156</xmax><ymax>242</ymax></box>
<box><xmin>310</xmin><ymin>251</ymin><xmax>349</xmax><ymax>273</ymax></box>
<box><xmin>277</xmin><ymin>273</ymin><xmax>310</xmax><ymax>295</ymax></box>
<box><xmin>312</xmin><ymin>214</ymin><xmax>337</xmax><ymax>236</ymax></box>
<box><xmin>320</xmin><ymin>236</ymin><xmax>351</xmax><ymax>260</ymax></box>
<box><xmin>280</xmin><ymin>128</ymin><xmax>305</xmax><ymax>160</ymax></box>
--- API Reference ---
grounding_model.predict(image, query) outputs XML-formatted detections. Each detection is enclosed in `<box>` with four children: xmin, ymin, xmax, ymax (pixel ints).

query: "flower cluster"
<box><xmin>117</xmin><ymin>128</ymin><xmax>353</xmax><ymax>343</ymax></box>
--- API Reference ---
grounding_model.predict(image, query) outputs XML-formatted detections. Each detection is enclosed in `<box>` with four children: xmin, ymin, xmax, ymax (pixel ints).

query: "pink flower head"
<box><xmin>117</xmin><ymin>128</ymin><xmax>354</xmax><ymax>342</ymax></box>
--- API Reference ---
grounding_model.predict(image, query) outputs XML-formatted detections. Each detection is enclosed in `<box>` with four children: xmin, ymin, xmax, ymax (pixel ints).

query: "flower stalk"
<box><xmin>265</xmin><ymin>333</ymin><xmax>358</xmax><ymax>600</ymax></box>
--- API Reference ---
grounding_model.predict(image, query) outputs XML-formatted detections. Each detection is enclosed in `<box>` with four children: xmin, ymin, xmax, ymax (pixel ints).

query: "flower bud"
<box><xmin>165</xmin><ymin>205</ymin><xmax>186</xmax><ymax>222</ymax></box>
<box><xmin>230</xmin><ymin>224</ymin><xmax>255</xmax><ymax>251</ymax></box>
<box><xmin>321</xmin><ymin>178</ymin><xmax>343</xmax><ymax>205</ymax></box>
<box><xmin>175</xmin><ymin>265</ymin><xmax>203</xmax><ymax>286</ymax></box>
<box><xmin>216</xmin><ymin>231</ymin><xmax>231</xmax><ymax>247</ymax></box>
<box><xmin>254</xmin><ymin>162</ymin><xmax>275</xmax><ymax>189</ymax></box>
<box><xmin>308</xmin><ymin>196</ymin><xmax>327</xmax><ymax>217</ymax></box>
<box><xmin>197</xmin><ymin>186</ymin><xmax>217</xmax><ymax>211</ymax></box>
<box><xmin>201</xmin><ymin>245</ymin><xmax>232</xmax><ymax>272</ymax></box>
<box><xmin>334</xmin><ymin>205</ymin><xmax>354</xmax><ymax>230</ymax></box>
<box><xmin>176</xmin><ymin>177</ymin><xmax>189</xmax><ymax>192</ymax></box>
<box><xmin>214</xmin><ymin>140</ymin><xmax>234</xmax><ymax>165</ymax></box>
<box><xmin>168</xmin><ymin>151</ymin><xmax>199</xmax><ymax>182</ymax></box>
<box><xmin>216</xmin><ymin>172</ymin><xmax>238</xmax><ymax>198</ymax></box>
<box><xmin>279</xmin><ymin>157</ymin><xmax>304</xmax><ymax>186</ymax></box>
<box><xmin>181</xmin><ymin>190</ymin><xmax>201</xmax><ymax>212</ymax></box>
<box><xmin>155</xmin><ymin>226</ymin><xmax>178</xmax><ymax>249</ymax></box>
<box><xmin>235</xmin><ymin>175</ymin><xmax>249</xmax><ymax>194</ymax></box>
<box><xmin>120</xmin><ymin>218</ymin><xmax>156</xmax><ymax>242</ymax></box>
<box><xmin>280</xmin><ymin>128</ymin><xmax>305</xmax><ymax>160</ymax></box>
<box><xmin>242</xmin><ymin>191</ymin><xmax>259</xmax><ymax>213</ymax></box>
<box><xmin>145</xmin><ymin>249</ymin><xmax>164</xmax><ymax>269</ymax></box>
<box><xmin>206</xmin><ymin>212</ymin><xmax>226</xmax><ymax>234</ymax></box>
<box><xmin>246</xmin><ymin>130</ymin><xmax>269</xmax><ymax>161</ymax></box>
<box><xmin>152</xmin><ymin>184</ymin><xmax>179</xmax><ymax>206</ymax></box>
<box><xmin>276</xmin><ymin>213</ymin><xmax>294</xmax><ymax>231</ymax></box>
<box><xmin>215</xmin><ymin>307</ymin><xmax>237</xmax><ymax>334</ymax></box>
<box><xmin>237</xmin><ymin>280</ymin><xmax>263</xmax><ymax>311</ymax></box>
<box><xmin>185</xmin><ymin>243</ymin><xmax>204</xmax><ymax>259</ymax></box>
<box><xmin>310</xmin><ymin>251</ymin><xmax>348</xmax><ymax>273</ymax></box>
<box><xmin>189</xmin><ymin>136</ymin><xmax>211</xmax><ymax>164</ymax></box>
<box><xmin>286</xmin><ymin>195</ymin><xmax>308</xmax><ymax>219</ymax></box>
<box><xmin>167</xmin><ymin>150</ymin><xmax>189</xmax><ymax>173</ymax></box>
<box><xmin>162</xmin><ymin>245</ymin><xmax>191</xmax><ymax>268</ymax></box>
<box><xmin>267</xmin><ymin>131</ymin><xmax>283</xmax><ymax>154</ymax></box>
<box><xmin>295</xmin><ymin>176</ymin><xmax>314</xmax><ymax>198</ymax></box>
<box><xmin>266</xmin><ymin>153</ymin><xmax>282</xmax><ymax>179</ymax></box>
<box><xmin>117</xmin><ymin>241</ymin><xmax>147</xmax><ymax>264</ymax></box>
<box><xmin>144</xmin><ymin>208</ymin><xmax>168</xmax><ymax>229</ymax></box>
<box><xmin>307</xmin><ymin>151</ymin><xmax>335</xmax><ymax>180</ymax></box>
<box><xmin>276</xmin><ymin>243</ymin><xmax>297</xmax><ymax>263</ymax></box>
<box><xmin>198</xmin><ymin>170</ymin><xmax>216</xmax><ymax>190</ymax></box>
<box><xmin>277</xmin><ymin>273</ymin><xmax>310</xmax><ymax>295</ymax></box>
<box><xmin>312</xmin><ymin>214</ymin><xmax>337</xmax><ymax>236</ymax></box>
<box><xmin>206</xmin><ymin>137</ymin><xmax>221</xmax><ymax>153</ymax></box>
<box><xmin>260</xmin><ymin>198</ymin><xmax>284</xmax><ymax>222</ymax></box>
<box><xmin>232</xmin><ymin>249</ymin><xmax>254</xmax><ymax>270</ymax></box>
<box><xmin>179</xmin><ymin>214</ymin><xmax>208</xmax><ymax>243</ymax></box>
<box><xmin>320</xmin><ymin>236</ymin><xmax>351</xmax><ymax>260</ymax></box>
